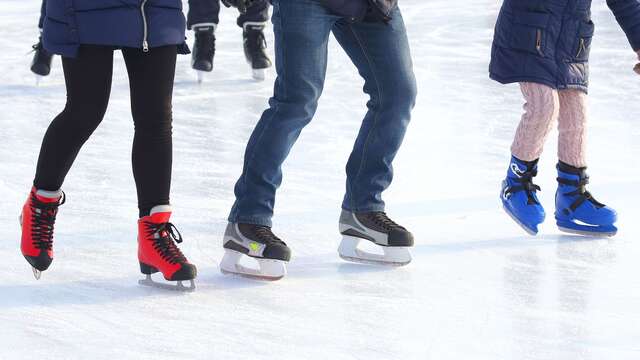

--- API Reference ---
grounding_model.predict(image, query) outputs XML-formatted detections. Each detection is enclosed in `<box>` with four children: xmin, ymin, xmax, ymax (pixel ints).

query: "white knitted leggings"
<box><xmin>511</xmin><ymin>82</ymin><xmax>587</xmax><ymax>167</ymax></box>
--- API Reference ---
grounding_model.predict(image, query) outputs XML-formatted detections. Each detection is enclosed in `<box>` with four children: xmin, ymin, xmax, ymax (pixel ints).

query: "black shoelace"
<box><xmin>248</xmin><ymin>29</ymin><xmax>267</xmax><ymax>52</ymax></box>
<box><xmin>366</xmin><ymin>212</ymin><xmax>405</xmax><ymax>231</ymax></box>
<box><xmin>253</xmin><ymin>226</ymin><xmax>286</xmax><ymax>246</ymax></box>
<box><xmin>199</xmin><ymin>35</ymin><xmax>215</xmax><ymax>60</ymax></box>
<box><xmin>145</xmin><ymin>222</ymin><xmax>187</xmax><ymax>264</ymax></box>
<box><xmin>505</xmin><ymin>170</ymin><xmax>541</xmax><ymax>205</ymax></box>
<box><xmin>30</xmin><ymin>192</ymin><xmax>65</xmax><ymax>251</ymax></box>
<box><xmin>557</xmin><ymin>176</ymin><xmax>605</xmax><ymax>212</ymax></box>
<box><xmin>31</xmin><ymin>38</ymin><xmax>44</xmax><ymax>53</ymax></box>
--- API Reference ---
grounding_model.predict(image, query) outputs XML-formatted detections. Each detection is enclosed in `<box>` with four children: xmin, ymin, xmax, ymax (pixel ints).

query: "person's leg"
<box><xmin>554</xmin><ymin>89</ymin><xmax>616</xmax><ymax>236</ymax></box>
<box><xmin>187</xmin><ymin>0</ymin><xmax>220</xmax><ymax>29</ymax></box>
<box><xmin>511</xmin><ymin>82</ymin><xmax>560</xmax><ymax>162</ymax></box>
<box><xmin>557</xmin><ymin>90</ymin><xmax>588</xmax><ymax>167</ymax></box>
<box><xmin>237</xmin><ymin>0</ymin><xmax>270</xmax><ymax>27</ymax></box>
<box><xmin>330</xmin><ymin>8</ymin><xmax>417</xmax><ymax>212</ymax></box>
<box><xmin>228</xmin><ymin>0</ymin><xmax>337</xmax><ymax>227</ymax></box>
<box><xmin>33</xmin><ymin>45</ymin><xmax>114</xmax><ymax>191</ymax></box>
<box><xmin>500</xmin><ymin>82</ymin><xmax>559</xmax><ymax>235</ymax></box>
<box><xmin>121</xmin><ymin>46</ymin><xmax>177</xmax><ymax>217</ymax></box>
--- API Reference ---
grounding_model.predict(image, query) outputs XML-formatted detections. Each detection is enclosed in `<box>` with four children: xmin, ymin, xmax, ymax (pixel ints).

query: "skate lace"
<box><xmin>30</xmin><ymin>192</ymin><xmax>65</xmax><ymax>251</ymax></box>
<box><xmin>249</xmin><ymin>29</ymin><xmax>267</xmax><ymax>51</ymax></box>
<box><xmin>254</xmin><ymin>226</ymin><xmax>286</xmax><ymax>246</ymax></box>
<box><xmin>557</xmin><ymin>176</ymin><xmax>605</xmax><ymax>211</ymax></box>
<box><xmin>367</xmin><ymin>212</ymin><xmax>405</xmax><ymax>231</ymax></box>
<box><xmin>31</xmin><ymin>40</ymin><xmax>43</xmax><ymax>52</ymax></box>
<box><xmin>198</xmin><ymin>34</ymin><xmax>216</xmax><ymax>61</ymax></box>
<box><xmin>505</xmin><ymin>170</ymin><xmax>541</xmax><ymax>205</ymax></box>
<box><xmin>146</xmin><ymin>222</ymin><xmax>188</xmax><ymax>264</ymax></box>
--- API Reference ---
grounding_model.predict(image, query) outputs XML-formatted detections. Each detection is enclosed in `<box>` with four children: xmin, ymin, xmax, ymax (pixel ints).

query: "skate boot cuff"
<box><xmin>243</xmin><ymin>21</ymin><xmax>268</xmax><ymax>31</ymax></box>
<box><xmin>557</xmin><ymin>161</ymin><xmax>587</xmax><ymax>175</ymax></box>
<box><xmin>512</xmin><ymin>155</ymin><xmax>539</xmax><ymax>169</ymax></box>
<box><xmin>34</xmin><ymin>188</ymin><xmax>63</xmax><ymax>202</ymax></box>
<box><xmin>146</xmin><ymin>205</ymin><xmax>172</xmax><ymax>223</ymax></box>
<box><xmin>192</xmin><ymin>23</ymin><xmax>217</xmax><ymax>32</ymax></box>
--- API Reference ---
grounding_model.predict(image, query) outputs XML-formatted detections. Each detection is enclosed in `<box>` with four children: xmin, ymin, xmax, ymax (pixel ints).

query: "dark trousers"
<box><xmin>187</xmin><ymin>0</ymin><xmax>270</xmax><ymax>28</ymax></box>
<box><xmin>34</xmin><ymin>45</ymin><xmax>178</xmax><ymax>217</ymax></box>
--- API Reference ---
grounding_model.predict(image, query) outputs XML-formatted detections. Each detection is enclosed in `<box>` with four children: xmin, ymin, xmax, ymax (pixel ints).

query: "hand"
<box><xmin>634</xmin><ymin>50</ymin><xmax>640</xmax><ymax>75</ymax></box>
<box><xmin>221</xmin><ymin>0</ymin><xmax>255</xmax><ymax>14</ymax></box>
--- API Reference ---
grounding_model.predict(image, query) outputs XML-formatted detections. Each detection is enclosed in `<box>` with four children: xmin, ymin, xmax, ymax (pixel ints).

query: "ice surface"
<box><xmin>1</xmin><ymin>1</ymin><xmax>639</xmax><ymax>359</ymax></box>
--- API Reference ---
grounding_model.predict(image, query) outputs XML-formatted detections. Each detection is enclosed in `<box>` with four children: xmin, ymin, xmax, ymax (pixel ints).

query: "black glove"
<box><xmin>221</xmin><ymin>0</ymin><xmax>255</xmax><ymax>14</ymax></box>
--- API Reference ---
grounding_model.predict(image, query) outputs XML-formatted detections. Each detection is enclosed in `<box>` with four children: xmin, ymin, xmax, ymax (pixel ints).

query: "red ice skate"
<box><xmin>137</xmin><ymin>205</ymin><xmax>197</xmax><ymax>291</ymax></box>
<box><xmin>20</xmin><ymin>187</ymin><xmax>65</xmax><ymax>279</ymax></box>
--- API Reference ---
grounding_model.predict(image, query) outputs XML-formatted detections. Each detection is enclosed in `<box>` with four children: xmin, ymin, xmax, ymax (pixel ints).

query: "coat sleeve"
<box><xmin>607</xmin><ymin>0</ymin><xmax>640</xmax><ymax>51</ymax></box>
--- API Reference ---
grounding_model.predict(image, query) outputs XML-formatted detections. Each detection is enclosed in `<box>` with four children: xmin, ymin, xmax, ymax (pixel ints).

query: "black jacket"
<box><xmin>322</xmin><ymin>0</ymin><xmax>398</xmax><ymax>21</ymax></box>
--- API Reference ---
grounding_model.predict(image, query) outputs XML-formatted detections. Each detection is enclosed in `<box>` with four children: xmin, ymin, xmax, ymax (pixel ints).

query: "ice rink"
<box><xmin>1</xmin><ymin>1</ymin><xmax>639</xmax><ymax>359</ymax></box>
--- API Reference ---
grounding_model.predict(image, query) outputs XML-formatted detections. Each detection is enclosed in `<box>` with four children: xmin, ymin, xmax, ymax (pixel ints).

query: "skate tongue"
<box><xmin>149</xmin><ymin>205</ymin><xmax>172</xmax><ymax>224</ymax></box>
<box><xmin>35</xmin><ymin>188</ymin><xmax>63</xmax><ymax>203</ymax></box>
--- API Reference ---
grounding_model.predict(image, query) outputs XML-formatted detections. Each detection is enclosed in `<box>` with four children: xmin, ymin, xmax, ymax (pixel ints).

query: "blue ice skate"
<box><xmin>501</xmin><ymin>156</ymin><xmax>546</xmax><ymax>235</ymax></box>
<box><xmin>555</xmin><ymin>162</ymin><xmax>617</xmax><ymax>237</ymax></box>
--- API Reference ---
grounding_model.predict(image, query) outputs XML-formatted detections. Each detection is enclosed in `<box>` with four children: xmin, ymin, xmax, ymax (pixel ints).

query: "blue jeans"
<box><xmin>229</xmin><ymin>0</ymin><xmax>417</xmax><ymax>227</ymax></box>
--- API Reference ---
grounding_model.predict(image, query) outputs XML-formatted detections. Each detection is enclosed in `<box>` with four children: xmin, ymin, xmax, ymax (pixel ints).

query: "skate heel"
<box><xmin>139</xmin><ymin>262</ymin><xmax>159</xmax><ymax>275</ymax></box>
<box><xmin>338</xmin><ymin>235</ymin><xmax>412</xmax><ymax>267</ymax></box>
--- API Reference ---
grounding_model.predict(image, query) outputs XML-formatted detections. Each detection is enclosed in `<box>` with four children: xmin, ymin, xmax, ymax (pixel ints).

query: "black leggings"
<box><xmin>34</xmin><ymin>45</ymin><xmax>177</xmax><ymax>217</ymax></box>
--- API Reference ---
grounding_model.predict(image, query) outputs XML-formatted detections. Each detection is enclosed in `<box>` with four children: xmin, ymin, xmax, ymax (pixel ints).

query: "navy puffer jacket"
<box><xmin>490</xmin><ymin>0</ymin><xmax>640</xmax><ymax>93</ymax></box>
<box><xmin>43</xmin><ymin>0</ymin><xmax>188</xmax><ymax>58</ymax></box>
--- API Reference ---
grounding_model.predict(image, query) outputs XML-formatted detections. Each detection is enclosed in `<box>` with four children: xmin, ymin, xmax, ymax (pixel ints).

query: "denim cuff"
<box><xmin>228</xmin><ymin>214</ymin><xmax>273</xmax><ymax>228</ymax></box>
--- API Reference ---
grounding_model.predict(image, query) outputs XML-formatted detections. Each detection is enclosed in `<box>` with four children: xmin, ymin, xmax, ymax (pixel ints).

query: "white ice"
<box><xmin>1</xmin><ymin>1</ymin><xmax>639</xmax><ymax>359</ymax></box>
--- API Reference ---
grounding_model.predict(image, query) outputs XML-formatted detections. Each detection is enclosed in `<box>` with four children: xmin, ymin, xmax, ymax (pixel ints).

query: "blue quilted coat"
<box><xmin>490</xmin><ymin>0</ymin><xmax>640</xmax><ymax>93</ymax></box>
<box><xmin>42</xmin><ymin>0</ymin><xmax>188</xmax><ymax>57</ymax></box>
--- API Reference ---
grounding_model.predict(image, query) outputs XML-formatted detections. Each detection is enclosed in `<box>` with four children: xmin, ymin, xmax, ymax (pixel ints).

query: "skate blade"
<box><xmin>557</xmin><ymin>222</ymin><xmax>617</xmax><ymax>238</ymax></box>
<box><xmin>32</xmin><ymin>267</ymin><xmax>42</xmax><ymax>280</ymax></box>
<box><xmin>338</xmin><ymin>236</ymin><xmax>412</xmax><ymax>267</ymax></box>
<box><xmin>252</xmin><ymin>69</ymin><xmax>266</xmax><ymax>81</ymax></box>
<box><xmin>35</xmin><ymin>75</ymin><xmax>43</xmax><ymax>86</ymax></box>
<box><xmin>196</xmin><ymin>71</ymin><xmax>206</xmax><ymax>84</ymax></box>
<box><xmin>220</xmin><ymin>249</ymin><xmax>286</xmax><ymax>281</ymax></box>
<box><xmin>502</xmin><ymin>204</ymin><xmax>539</xmax><ymax>236</ymax></box>
<box><xmin>138</xmin><ymin>275</ymin><xmax>196</xmax><ymax>292</ymax></box>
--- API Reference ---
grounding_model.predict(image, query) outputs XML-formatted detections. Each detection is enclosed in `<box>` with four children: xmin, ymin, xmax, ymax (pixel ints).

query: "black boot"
<box><xmin>242</xmin><ymin>22</ymin><xmax>272</xmax><ymax>79</ymax></box>
<box><xmin>191</xmin><ymin>25</ymin><xmax>216</xmax><ymax>72</ymax></box>
<box><xmin>30</xmin><ymin>35</ymin><xmax>53</xmax><ymax>77</ymax></box>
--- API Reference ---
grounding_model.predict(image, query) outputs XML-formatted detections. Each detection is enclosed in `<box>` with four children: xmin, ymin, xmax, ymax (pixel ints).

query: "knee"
<box><xmin>59</xmin><ymin>97</ymin><xmax>109</xmax><ymax>131</ymax></box>
<box><xmin>522</xmin><ymin>84</ymin><xmax>559</xmax><ymax>122</ymax></box>
<box><xmin>133</xmin><ymin>101</ymin><xmax>173</xmax><ymax>135</ymax></box>
<box><xmin>272</xmin><ymin>87</ymin><xmax>322</xmax><ymax>124</ymax></box>
<box><xmin>394</xmin><ymin>74</ymin><xmax>418</xmax><ymax>110</ymax></box>
<box><xmin>375</xmin><ymin>72</ymin><xmax>417</xmax><ymax>115</ymax></box>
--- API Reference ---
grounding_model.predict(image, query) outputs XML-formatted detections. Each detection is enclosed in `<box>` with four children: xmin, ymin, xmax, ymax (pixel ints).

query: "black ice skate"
<box><xmin>338</xmin><ymin>210</ymin><xmax>414</xmax><ymax>266</ymax></box>
<box><xmin>191</xmin><ymin>24</ymin><xmax>216</xmax><ymax>83</ymax></box>
<box><xmin>220</xmin><ymin>223</ymin><xmax>291</xmax><ymax>281</ymax></box>
<box><xmin>30</xmin><ymin>35</ymin><xmax>53</xmax><ymax>83</ymax></box>
<box><xmin>242</xmin><ymin>22</ymin><xmax>272</xmax><ymax>81</ymax></box>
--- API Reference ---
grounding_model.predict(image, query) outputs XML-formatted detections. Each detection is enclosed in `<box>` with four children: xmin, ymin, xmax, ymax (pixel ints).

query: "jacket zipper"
<box><xmin>535</xmin><ymin>29</ymin><xmax>543</xmax><ymax>56</ymax></box>
<box><xmin>576</xmin><ymin>38</ymin><xmax>586</xmax><ymax>58</ymax></box>
<box><xmin>141</xmin><ymin>0</ymin><xmax>149</xmax><ymax>52</ymax></box>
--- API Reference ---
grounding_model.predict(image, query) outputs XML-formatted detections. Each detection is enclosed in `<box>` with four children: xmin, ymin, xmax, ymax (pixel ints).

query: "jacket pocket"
<box><xmin>506</xmin><ymin>10</ymin><xmax>551</xmax><ymax>57</ymax></box>
<box><xmin>573</xmin><ymin>20</ymin><xmax>594</xmax><ymax>62</ymax></box>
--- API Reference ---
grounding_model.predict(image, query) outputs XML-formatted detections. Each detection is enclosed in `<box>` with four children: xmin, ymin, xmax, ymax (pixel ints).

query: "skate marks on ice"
<box><xmin>0</xmin><ymin>277</ymin><xmax>197</xmax><ymax>309</ymax></box>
